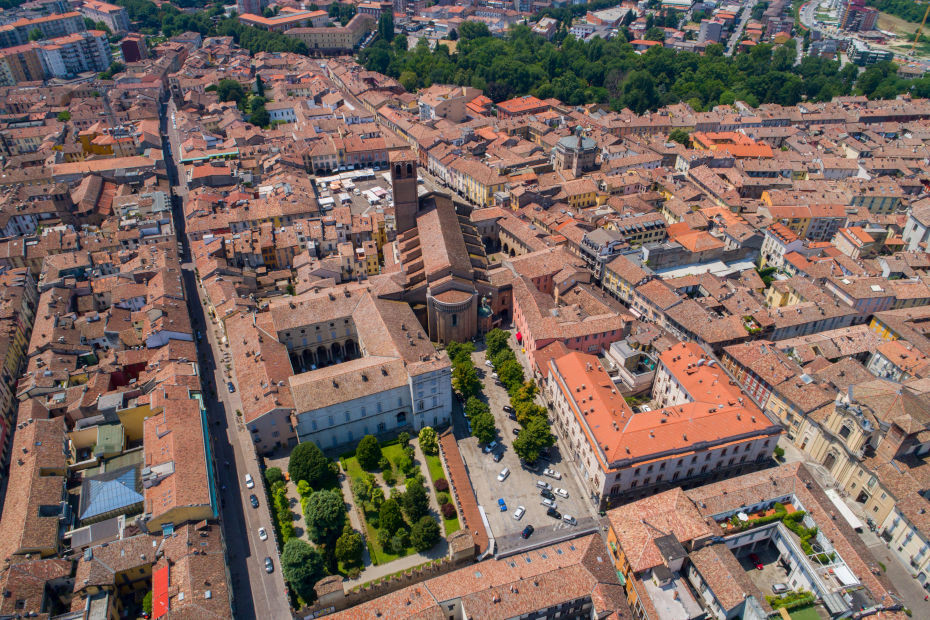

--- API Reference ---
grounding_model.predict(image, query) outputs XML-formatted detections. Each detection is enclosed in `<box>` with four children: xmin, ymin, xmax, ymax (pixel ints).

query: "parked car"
<box><xmin>249</xmin><ymin>494</ymin><xmax>259</xmax><ymax>508</ymax></box>
<box><xmin>483</xmin><ymin>441</ymin><xmax>498</xmax><ymax>454</ymax></box>
<box><xmin>521</xmin><ymin>525</ymin><xmax>534</xmax><ymax>539</ymax></box>
<box><xmin>512</xmin><ymin>428</ymin><xmax>520</xmax><ymax>436</ymax></box>
<box><xmin>554</xmin><ymin>487</ymin><xmax>569</xmax><ymax>498</ymax></box>
<box><xmin>244</xmin><ymin>474</ymin><xmax>254</xmax><ymax>489</ymax></box>
<box><xmin>491</xmin><ymin>372</ymin><xmax>499</xmax><ymax>380</ymax></box>
<box><xmin>748</xmin><ymin>553</ymin><xmax>763</xmax><ymax>570</ymax></box>
<box><xmin>541</xmin><ymin>498</ymin><xmax>557</xmax><ymax>509</ymax></box>
<box><xmin>503</xmin><ymin>405</ymin><xmax>514</xmax><ymax>414</ymax></box>
<box><xmin>540</xmin><ymin>489</ymin><xmax>555</xmax><ymax>500</ymax></box>
<box><xmin>264</xmin><ymin>557</ymin><xmax>274</xmax><ymax>573</ymax></box>
<box><xmin>258</xmin><ymin>527</ymin><xmax>267</xmax><ymax>541</ymax></box>
<box><xmin>508</xmin><ymin>411</ymin><xmax>517</xmax><ymax>421</ymax></box>
<box><xmin>562</xmin><ymin>514</ymin><xmax>576</xmax><ymax>526</ymax></box>
<box><xmin>498</xmin><ymin>498</ymin><xmax>507</xmax><ymax>512</ymax></box>
<box><xmin>546</xmin><ymin>507</ymin><xmax>562</xmax><ymax>520</ymax></box>
<box><xmin>493</xmin><ymin>451</ymin><xmax>503</xmax><ymax>462</ymax></box>
<box><xmin>497</xmin><ymin>467</ymin><xmax>510</xmax><ymax>482</ymax></box>
<box><xmin>513</xmin><ymin>506</ymin><xmax>525</xmax><ymax>521</ymax></box>
<box><xmin>543</xmin><ymin>468</ymin><xmax>562</xmax><ymax>480</ymax></box>
<box><xmin>227</xmin><ymin>381</ymin><xmax>236</xmax><ymax>393</ymax></box>
<box><xmin>771</xmin><ymin>583</ymin><xmax>789</xmax><ymax>595</ymax></box>
<box><xmin>485</xmin><ymin>360</ymin><xmax>494</xmax><ymax>367</ymax></box>
<box><xmin>535</xmin><ymin>480</ymin><xmax>552</xmax><ymax>491</ymax></box>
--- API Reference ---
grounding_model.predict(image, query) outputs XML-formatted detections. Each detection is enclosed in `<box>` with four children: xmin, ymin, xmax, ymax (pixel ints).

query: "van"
<box><xmin>536</xmin><ymin>480</ymin><xmax>552</xmax><ymax>490</ymax></box>
<box><xmin>562</xmin><ymin>514</ymin><xmax>576</xmax><ymax>525</ymax></box>
<box><xmin>497</xmin><ymin>467</ymin><xmax>510</xmax><ymax>482</ymax></box>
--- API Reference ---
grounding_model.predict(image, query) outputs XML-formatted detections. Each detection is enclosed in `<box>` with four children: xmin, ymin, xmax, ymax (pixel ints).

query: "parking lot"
<box><xmin>456</xmin><ymin>349</ymin><xmax>597</xmax><ymax>556</ymax></box>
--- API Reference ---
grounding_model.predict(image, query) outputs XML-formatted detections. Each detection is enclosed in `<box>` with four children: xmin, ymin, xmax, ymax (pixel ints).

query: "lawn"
<box><xmin>382</xmin><ymin>443</ymin><xmax>417</xmax><ymax>481</ymax></box>
<box><xmin>789</xmin><ymin>605</ymin><xmax>821</xmax><ymax>620</ymax></box>
<box><xmin>423</xmin><ymin>453</ymin><xmax>460</xmax><ymax>534</ymax></box>
<box><xmin>341</xmin><ymin>455</ymin><xmax>365</xmax><ymax>481</ymax></box>
<box><xmin>424</xmin><ymin>453</ymin><xmax>445</xmax><ymax>485</ymax></box>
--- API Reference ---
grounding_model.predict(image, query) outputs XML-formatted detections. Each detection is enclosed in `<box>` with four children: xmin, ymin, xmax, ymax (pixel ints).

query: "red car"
<box><xmin>749</xmin><ymin>553</ymin><xmax>763</xmax><ymax>570</ymax></box>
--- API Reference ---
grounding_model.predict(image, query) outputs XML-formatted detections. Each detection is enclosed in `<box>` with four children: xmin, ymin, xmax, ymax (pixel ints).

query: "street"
<box><xmin>725</xmin><ymin>0</ymin><xmax>753</xmax><ymax>56</ymax></box>
<box><xmin>160</xmin><ymin>99</ymin><xmax>290</xmax><ymax>620</ymax></box>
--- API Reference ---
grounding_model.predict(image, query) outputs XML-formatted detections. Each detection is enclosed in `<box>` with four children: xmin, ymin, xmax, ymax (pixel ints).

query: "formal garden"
<box><xmin>340</xmin><ymin>429</ymin><xmax>448</xmax><ymax>566</ymax></box>
<box><xmin>263</xmin><ymin>442</ymin><xmax>365</xmax><ymax>608</ymax></box>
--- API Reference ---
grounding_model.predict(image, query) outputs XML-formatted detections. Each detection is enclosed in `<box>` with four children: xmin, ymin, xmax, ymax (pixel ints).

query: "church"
<box><xmin>389</xmin><ymin>150</ymin><xmax>493</xmax><ymax>345</ymax></box>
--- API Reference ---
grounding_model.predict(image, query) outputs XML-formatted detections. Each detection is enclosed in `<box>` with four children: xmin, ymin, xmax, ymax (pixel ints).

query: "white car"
<box><xmin>562</xmin><ymin>514</ymin><xmax>576</xmax><ymax>526</ymax></box>
<box><xmin>512</xmin><ymin>505</ymin><xmax>525</xmax><ymax>520</ymax></box>
<box><xmin>485</xmin><ymin>359</ymin><xmax>494</xmax><ymax>367</ymax></box>
<box><xmin>491</xmin><ymin>372</ymin><xmax>499</xmax><ymax>380</ymax></box>
<box><xmin>497</xmin><ymin>467</ymin><xmax>510</xmax><ymax>482</ymax></box>
<box><xmin>554</xmin><ymin>487</ymin><xmax>569</xmax><ymax>498</ymax></box>
<box><xmin>543</xmin><ymin>468</ymin><xmax>562</xmax><ymax>480</ymax></box>
<box><xmin>244</xmin><ymin>474</ymin><xmax>254</xmax><ymax>489</ymax></box>
<box><xmin>541</xmin><ymin>498</ymin><xmax>557</xmax><ymax>509</ymax></box>
<box><xmin>258</xmin><ymin>527</ymin><xmax>268</xmax><ymax>541</ymax></box>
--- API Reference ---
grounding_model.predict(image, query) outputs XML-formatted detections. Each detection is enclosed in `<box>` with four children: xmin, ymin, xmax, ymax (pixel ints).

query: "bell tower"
<box><xmin>390</xmin><ymin>149</ymin><xmax>419</xmax><ymax>235</ymax></box>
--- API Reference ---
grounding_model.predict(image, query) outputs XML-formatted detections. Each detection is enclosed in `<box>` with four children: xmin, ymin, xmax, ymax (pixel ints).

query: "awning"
<box><xmin>516</xmin><ymin>332</ymin><xmax>522</xmax><ymax>343</ymax></box>
<box><xmin>152</xmin><ymin>565</ymin><xmax>170</xmax><ymax>619</ymax></box>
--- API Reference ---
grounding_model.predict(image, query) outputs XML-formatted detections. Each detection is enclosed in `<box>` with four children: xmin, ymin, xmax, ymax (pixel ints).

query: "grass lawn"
<box><xmin>341</xmin><ymin>455</ymin><xmax>365</xmax><ymax>480</ymax></box>
<box><xmin>788</xmin><ymin>605</ymin><xmax>821</xmax><ymax>620</ymax></box>
<box><xmin>424</xmin><ymin>453</ymin><xmax>445</xmax><ymax>485</ymax></box>
<box><xmin>381</xmin><ymin>443</ymin><xmax>417</xmax><ymax>480</ymax></box>
<box><xmin>443</xmin><ymin>515</ymin><xmax>460</xmax><ymax>535</ymax></box>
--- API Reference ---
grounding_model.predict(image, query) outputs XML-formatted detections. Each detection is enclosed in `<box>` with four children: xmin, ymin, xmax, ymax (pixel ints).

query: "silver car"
<box><xmin>512</xmin><ymin>505</ymin><xmax>526</xmax><ymax>520</ymax></box>
<box><xmin>541</xmin><ymin>498</ymin><xmax>557</xmax><ymax>509</ymax></box>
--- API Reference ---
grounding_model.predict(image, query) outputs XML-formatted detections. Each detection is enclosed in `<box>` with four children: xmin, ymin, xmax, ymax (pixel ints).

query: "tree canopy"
<box><xmin>356</xmin><ymin>435</ymin><xmax>383</xmax><ymax>470</ymax></box>
<box><xmin>303</xmin><ymin>489</ymin><xmax>346</xmax><ymax>544</ymax></box>
<box><xmin>288</xmin><ymin>442</ymin><xmax>334</xmax><ymax>488</ymax></box>
<box><xmin>281</xmin><ymin>538</ymin><xmax>326</xmax><ymax>603</ymax></box>
<box><xmin>401</xmin><ymin>478</ymin><xmax>430</xmax><ymax>521</ymax></box>
<box><xmin>513</xmin><ymin>416</ymin><xmax>555</xmax><ymax>463</ymax></box>
<box><xmin>359</xmin><ymin>21</ymin><xmax>930</xmax><ymax>113</ymax></box>
<box><xmin>334</xmin><ymin>524</ymin><xmax>364</xmax><ymax>567</ymax></box>
<box><xmin>419</xmin><ymin>426</ymin><xmax>439</xmax><ymax>455</ymax></box>
<box><xmin>379</xmin><ymin>498</ymin><xmax>406</xmax><ymax>534</ymax></box>
<box><xmin>410</xmin><ymin>516</ymin><xmax>441</xmax><ymax>551</ymax></box>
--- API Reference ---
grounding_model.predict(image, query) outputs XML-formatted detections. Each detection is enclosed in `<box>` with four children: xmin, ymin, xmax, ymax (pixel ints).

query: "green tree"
<box><xmin>452</xmin><ymin>361</ymin><xmax>481</xmax><ymax>399</ymax></box>
<box><xmin>448</xmin><ymin>27</ymin><xmax>458</xmax><ymax>41</ymax></box>
<box><xmin>515</xmin><ymin>400</ymin><xmax>547</xmax><ymax>426</ymax></box>
<box><xmin>511</xmin><ymin>381</ymin><xmax>538</xmax><ymax>408</ymax></box>
<box><xmin>297</xmin><ymin>479</ymin><xmax>312</xmax><ymax>497</ymax></box>
<box><xmin>464</xmin><ymin>396</ymin><xmax>490</xmax><ymax>419</ymax></box>
<box><xmin>265</xmin><ymin>466</ymin><xmax>284</xmax><ymax>487</ymax></box>
<box><xmin>255</xmin><ymin>74</ymin><xmax>264</xmax><ymax>97</ymax></box>
<box><xmin>491</xmin><ymin>347</ymin><xmax>516</xmax><ymax>369</ymax></box>
<box><xmin>28</xmin><ymin>28</ymin><xmax>42</xmax><ymax>41</ymax></box>
<box><xmin>445</xmin><ymin>341</ymin><xmax>474</xmax><ymax>365</ymax></box>
<box><xmin>142</xmin><ymin>591</ymin><xmax>153</xmax><ymax>614</ymax></box>
<box><xmin>378</xmin><ymin>12</ymin><xmax>394</xmax><ymax>42</ymax></box>
<box><xmin>356</xmin><ymin>435</ymin><xmax>383</xmax><ymax>470</ymax></box>
<box><xmin>370</xmin><ymin>485</ymin><xmax>385</xmax><ymax>510</ymax></box>
<box><xmin>249</xmin><ymin>105</ymin><xmax>269</xmax><ymax>127</ymax></box>
<box><xmin>379</xmin><ymin>498</ymin><xmax>405</xmax><ymax>534</ymax></box>
<box><xmin>281</xmin><ymin>538</ymin><xmax>326</xmax><ymax>603</ymax></box>
<box><xmin>215</xmin><ymin>78</ymin><xmax>245</xmax><ymax>105</ymax></box>
<box><xmin>643</xmin><ymin>26</ymin><xmax>665</xmax><ymax>42</ymax></box>
<box><xmin>288</xmin><ymin>442</ymin><xmax>334</xmax><ymax>488</ymax></box>
<box><xmin>334</xmin><ymin>524</ymin><xmax>364</xmax><ymax>567</ymax></box>
<box><xmin>471</xmin><ymin>411</ymin><xmax>497</xmax><ymax>444</ymax></box>
<box><xmin>410</xmin><ymin>516</ymin><xmax>441</xmax><ymax>551</ymax></box>
<box><xmin>273</xmin><ymin>483</ymin><xmax>294</xmax><ymax>542</ymax></box>
<box><xmin>418</xmin><ymin>426</ymin><xmax>438</xmax><ymax>455</ymax></box>
<box><xmin>668</xmin><ymin>128</ymin><xmax>691</xmax><ymax>147</ymax></box>
<box><xmin>401</xmin><ymin>478</ymin><xmax>430</xmax><ymax>521</ymax></box>
<box><xmin>485</xmin><ymin>329</ymin><xmax>510</xmax><ymax>360</ymax></box>
<box><xmin>56</xmin><ymin>111</ymin><xmax>71</xmax><ymax>122</ymax></box>
<box><xmin>513</xmin><ymin>416</ymin><xmax>555</xmax><ymax>463</ymax></box>
<box><xmin>459</xmin><ymin>20</ymin><xmax>491</xmax><ymax>40</ymax></box>
<box><xmin>399</xmin><ymin>70</ymin><xmax>418</xmax><ymax>92</ymax></box>
<box><xmin>497</xmin><ymin>359</ymin><xmax>525</xmax><ymax>391</ymax></box>
<box><xmin>303</xmin><ymin>489</ymin><xmax>346</xmax><ymax>544</ymax></box>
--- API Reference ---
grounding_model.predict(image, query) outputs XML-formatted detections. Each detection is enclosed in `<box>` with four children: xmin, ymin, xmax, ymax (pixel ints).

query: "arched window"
<box><xmin>839</xmin><ymin>425</ymin><xmax>852</xmax><ymax>439</ymax></box>
<box><xmin>406</xmin><ymin>163</ymin><xmax>413</xmax><ymax>175</ymax></box>
<box><xmin>394</xmin><ymin>164</ymin><xmax>401</xmax><ymax>176</ymax></box>
<box><xmin>396</xmin><ymin>412</ymin><xmax>407</xmax><ymax>425</ymax></box>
